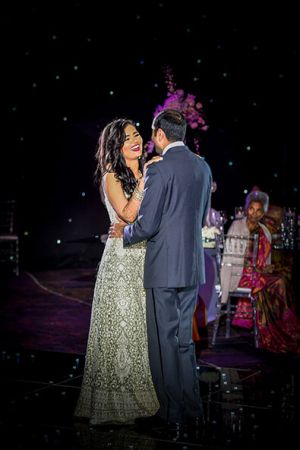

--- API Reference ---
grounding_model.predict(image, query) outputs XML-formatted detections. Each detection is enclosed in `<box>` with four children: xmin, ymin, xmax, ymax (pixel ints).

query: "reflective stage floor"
<box><xmin>1</xmin><ymin>269</ymin><xmax>299</xmax><ymax>449</ymax></box>
<box><xmin>1</xmin><ymin>341</ymin><xmax>299</xmax><ymax>450</ymax></box>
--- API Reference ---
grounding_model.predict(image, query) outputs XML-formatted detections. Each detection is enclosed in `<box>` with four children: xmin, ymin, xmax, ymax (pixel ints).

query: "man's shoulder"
<box><xmin>192</xmin><ymin>154</ymin><xmax>212</xmax><ymax>175</ymax></box>
<box><xmin>185</xmin><ymin>147</ymin><xmax>210</xmax><ymax>166</ymax></box>
<box><xmin>145</xmin><ymin>159</ymin><xmax>164</xmax><ymax>177</ymax></box>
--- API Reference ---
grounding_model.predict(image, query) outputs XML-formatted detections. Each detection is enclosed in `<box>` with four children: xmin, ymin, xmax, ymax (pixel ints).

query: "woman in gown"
<box><xmin>221</xmin><ymin>190</ymin><xmax>300</xmax><ymax>353</ymax></box>
<box><xmin>74</xmin><ymin>118</ymin><xmax>160</xmax><ymax>425</ymax></box>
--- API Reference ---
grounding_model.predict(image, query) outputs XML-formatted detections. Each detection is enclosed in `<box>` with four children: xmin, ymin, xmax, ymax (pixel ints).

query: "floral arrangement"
<box><xmin>145</xmin><ymin>66</ymin><xmax>208</xmax><ymax>155</ymax></box>
<box><xmin>202</xmin><ymin>225</ymin><xmax>221</xmax><ymax>248</ymax></box>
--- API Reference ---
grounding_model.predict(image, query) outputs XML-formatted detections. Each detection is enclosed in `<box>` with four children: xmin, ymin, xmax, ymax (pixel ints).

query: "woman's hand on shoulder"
<box><xmin>143</xmin><ymin>156</ymin><xmax>163</xmax><ymax>176</ymax></box>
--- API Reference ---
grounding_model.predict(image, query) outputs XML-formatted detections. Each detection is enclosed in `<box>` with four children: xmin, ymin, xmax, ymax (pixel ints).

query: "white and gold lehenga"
<box><xmin>74</xmin><ymin>193</ymin><xmax>159</xmax><ymax>425</ymax></box>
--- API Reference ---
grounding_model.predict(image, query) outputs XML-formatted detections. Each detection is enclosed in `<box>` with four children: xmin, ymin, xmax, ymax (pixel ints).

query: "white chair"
<box><xmin>0</xmin><ymin>200</ymin><xmax>19</xmax><ymax>276</ymax></box>
<box><xmin>211</xmin><ymin>233</ymin><xmax>259</xmax><ymax>347</ymax></box>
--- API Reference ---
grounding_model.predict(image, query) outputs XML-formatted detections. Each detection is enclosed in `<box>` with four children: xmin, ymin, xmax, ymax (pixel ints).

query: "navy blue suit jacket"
<box><xmin>123</xmin><ymin>145</ymin><xmax>212</xmax><ymax>288</ymax></box>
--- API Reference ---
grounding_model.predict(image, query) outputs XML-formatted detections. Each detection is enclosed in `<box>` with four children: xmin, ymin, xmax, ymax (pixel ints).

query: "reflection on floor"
<box><xmin>1</xmin><ymin>267</ymin><xmax>300</xmax><ymax>448</ymax></box>
<box><xmin>1</xmin><ymin>342</ymin><xmax>299</xmax><ymax>450</ymax></box>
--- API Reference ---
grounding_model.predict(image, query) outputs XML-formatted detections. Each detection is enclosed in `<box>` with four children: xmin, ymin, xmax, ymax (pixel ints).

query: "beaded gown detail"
<box><xmin>74</xmin><ymin>190</ymin><xmax>159</xmax><ymax>424</ymax></box>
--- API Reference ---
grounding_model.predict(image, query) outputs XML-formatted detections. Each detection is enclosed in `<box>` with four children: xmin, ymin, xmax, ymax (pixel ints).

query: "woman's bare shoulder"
<box><xmin>103</xmin><ymin>172</ymin><xmax>120</xmax><ymax>185</ymax></box>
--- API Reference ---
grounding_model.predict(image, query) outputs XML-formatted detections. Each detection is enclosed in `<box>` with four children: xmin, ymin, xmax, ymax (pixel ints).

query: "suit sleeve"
<box><xmin>123</xmin><ymin>164</ymin><xmax>166</xmax><ymax>246</ymax></box>
<box><xmin>202</xmin><ymin>164</ymin><xmax>213</xmax><ymax>227</ymax></box>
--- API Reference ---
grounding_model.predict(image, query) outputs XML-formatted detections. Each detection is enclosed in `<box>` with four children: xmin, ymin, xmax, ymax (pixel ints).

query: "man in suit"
<box><xmin>111</xmin><ymin>109</ymin><xmax>212</xmax><ymax>437</ymax></box>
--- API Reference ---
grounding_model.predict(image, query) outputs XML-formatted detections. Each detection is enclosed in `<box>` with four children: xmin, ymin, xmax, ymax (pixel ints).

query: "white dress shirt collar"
<box><xmin>162</xmin><ymin>141</ymin><xmax>185</xmax><ymax>156</ymax></box>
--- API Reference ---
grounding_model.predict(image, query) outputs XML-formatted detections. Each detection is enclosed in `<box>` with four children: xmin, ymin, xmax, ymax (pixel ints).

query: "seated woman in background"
<box><xmin>221</xmin><ymin>190</ymin><xmax>300</xmax><ymax>353</ymax></box>
<box><xmin>262</xmin><ymin>203</ymin><xmax>295</xmax><ymax>284</ymax></box>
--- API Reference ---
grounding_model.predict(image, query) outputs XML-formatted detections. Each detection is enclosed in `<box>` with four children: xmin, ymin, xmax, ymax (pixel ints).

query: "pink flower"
<box><xmin>145</xmin><ymin>66</ymin><xmax>208</xmax><ymax>155</ymax></box>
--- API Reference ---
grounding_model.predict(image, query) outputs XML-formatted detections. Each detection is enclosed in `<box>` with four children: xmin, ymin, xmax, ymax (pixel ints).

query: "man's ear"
<box><xmin>157</xmin><ymin>128</ymin><xmax>166</xmax><ymax>142</ymax></box>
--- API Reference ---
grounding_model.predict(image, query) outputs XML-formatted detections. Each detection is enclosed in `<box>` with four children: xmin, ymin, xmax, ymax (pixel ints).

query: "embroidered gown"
<box><xmin>74</xmin><ymin>191</ymin><xmax>159</xmax><ymax>424</ymax></box>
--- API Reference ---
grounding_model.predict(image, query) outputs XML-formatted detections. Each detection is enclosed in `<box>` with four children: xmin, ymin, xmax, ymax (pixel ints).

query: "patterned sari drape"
<box><xmin>232</xmin><ymin>228</ymin><xmax>300</xmax><ymax>353</ymax></box>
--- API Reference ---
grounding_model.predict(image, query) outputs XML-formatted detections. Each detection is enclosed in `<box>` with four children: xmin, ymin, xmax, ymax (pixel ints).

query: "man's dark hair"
<box><xmin>152</xmin><ymin>109</ymin><xmax>187</xmax><ymax>142</ymax></box>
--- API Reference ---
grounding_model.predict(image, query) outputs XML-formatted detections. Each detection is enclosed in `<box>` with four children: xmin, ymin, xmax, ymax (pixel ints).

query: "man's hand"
<box><xmin>108</xmin><ymin>221</ymin><xmax>126</xmax><ymax>238</ymax></box>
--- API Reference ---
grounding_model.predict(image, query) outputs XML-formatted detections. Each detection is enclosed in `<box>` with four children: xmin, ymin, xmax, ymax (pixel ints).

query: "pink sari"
<box><xmin>232</xmin><ymin>228</ymin><xmax>300</xmax><ymax>353</ymax></box>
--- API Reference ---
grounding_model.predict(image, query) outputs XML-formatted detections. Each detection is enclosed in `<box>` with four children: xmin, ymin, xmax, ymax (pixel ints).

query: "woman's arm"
<box><xmin>104</xmin><ymin>157</ymin><xmax>163</xmax><ymax>224</ymax></box>
<box><xmin>104</xmin><ymin>173</ymin><xmax>143</xmax><ymax>224</ymax></box>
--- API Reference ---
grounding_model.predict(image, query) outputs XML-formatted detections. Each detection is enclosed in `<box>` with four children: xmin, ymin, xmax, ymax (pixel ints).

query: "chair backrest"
<box><xmin>223</xmin><ymin>233</ymin><xmax>259</xmax><ymax>268</ymax></box>
<box><xmin>219</xmin><ymin>233</ymin><xmax>259</xmax><ymax>300</ymax></box>
<box><xmin>0</xmin><ymin>200</ymin><xmax>16</xmax><ymax>235</ymax></box>
<box><xmin>212</xmin><ymin>232</ymin><xmax>260</xmax><ymax>346</ymax></box>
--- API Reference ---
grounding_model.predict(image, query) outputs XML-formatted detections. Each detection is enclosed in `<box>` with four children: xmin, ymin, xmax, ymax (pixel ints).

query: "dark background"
<box><xmin>1</xmin><ymin>0</ymin><xmax>299</xmax><ymax>269</ymax></box>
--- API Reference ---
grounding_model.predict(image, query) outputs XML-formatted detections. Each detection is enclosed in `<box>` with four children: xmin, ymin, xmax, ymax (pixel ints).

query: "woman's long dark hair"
<box><xmin>94</xmin><ymin>118</ymin><xmax>145</xmax><ymax>197</ymax></box>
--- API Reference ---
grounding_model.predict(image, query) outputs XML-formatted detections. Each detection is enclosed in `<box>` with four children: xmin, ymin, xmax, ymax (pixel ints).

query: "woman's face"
<box><xmin>121</xmin><ymin>124</ymin><xmax>143</xmax><ymax>163</ymax></box>
<box><xmin>246</xmin><ymin>201</ymin><xmax>265</xmax><ymax>224</ymax></box>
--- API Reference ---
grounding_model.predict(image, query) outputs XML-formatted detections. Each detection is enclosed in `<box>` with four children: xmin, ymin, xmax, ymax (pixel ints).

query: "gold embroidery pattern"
<box><xmin>75</xmin><ymin>196</ymin><xmax>159</xmax><ymax>424</ymax></box>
